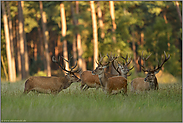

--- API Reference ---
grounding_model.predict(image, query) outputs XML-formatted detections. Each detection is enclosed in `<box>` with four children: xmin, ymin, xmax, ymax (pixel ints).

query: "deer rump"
<box><xmin>104</xmin><ymin>76</ymin><xmax>127</xmax><ymax>94</ymax></box>
<box><xmin>24</xmin><ymin>76</ymin><xmax>69</xmax><ymax>94</ymax></box>
<box><xmin>80</xmin><ymin>71</ymin><xmax>100</xmax><ymax>88</ymax></box>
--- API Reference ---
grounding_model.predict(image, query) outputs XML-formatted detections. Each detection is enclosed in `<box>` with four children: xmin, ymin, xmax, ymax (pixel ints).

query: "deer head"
<box><xmin>111</xmin><ymin>53</ymin><xmax>134</xmax><ymax>78</ymax></box>
<box><xmin>92</xmin><ymin>54</ymin><xmax>118</xmax><ymax>76</ymax></box>
<box><xmin>138</xmin><ymin>51</ymin><xmax>170</xmax><ymax>89</ymax></box>
<box><xmin>52</xmin><ymin>55</ymin><xmax>81</xmax><ymax>83</ymax></box>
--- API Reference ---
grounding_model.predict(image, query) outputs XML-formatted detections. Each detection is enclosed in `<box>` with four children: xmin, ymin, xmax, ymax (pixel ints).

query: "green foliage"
<box><xmin>29</xmin><ymin>55</ymin><xmax>44</xmax><ymax>76</ymax></box>
<box><xmin>1</xmin><ymin>1</ymin><xmax>182</xmax><ymax>78</ymax></box>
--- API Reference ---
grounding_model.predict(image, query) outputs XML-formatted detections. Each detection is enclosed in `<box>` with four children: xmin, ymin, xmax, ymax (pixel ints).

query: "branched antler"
<box><xmin>138</xmin><ymin>51</ymin><xmax>170</xmax><ymax>73</ymax></box>
<box><xmin>96</xmin><ymin>53</ymin><xmax>118</xmax><ymax>67</ymax></box>
<box><xmin>52</xmin><ymin>55</ymin><xmax>80</xmax><ymax>73</ymax></box>
<box><xmin>107</xmin><ymin>54</ymin><xmax>121</xmax><ymax>75</ymax></box>
<box><xmin>152</xmin><ymin>51</ymin><xmax>170</xmax><ymax>72</ymax></box>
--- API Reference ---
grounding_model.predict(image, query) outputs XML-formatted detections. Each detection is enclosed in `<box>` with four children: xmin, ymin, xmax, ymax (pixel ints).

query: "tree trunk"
<box><xmin>132</xmin><ymin>30</ymin><xmax>137</xmax><ymax>74</ymax></box>
<box><xmin>36</xmin><ymin>13</ymin><xmax>44</xmax><ymax>61</ymax></box>
<box><xmin>18</xmin><ymin>1</ymin><xmax>29</xmax><ymax>79</ymax></box>
<box><xmin>1</xmin><ymin>55</ymin><xmax>8</xmax><ymax>81</ymax></box>
<box><xmin>70</xmin><ymin>2</ymin><xmax>80</xmax><ymax>67</ymax></box>
<box><xmin>109</xmin><ymin>1</ymin><xmax>116</xmax><ymax>43</ymax></box>
<box><xmin>163</xmin><ymin>9</ymin><xmax>168</xmax><ymax>24</ymax></box>
<box><xmin>21</xmin><ymin>1</ymin><xmax>29</xmax><ymax>78</ymax></box>
<box><xmin>55</xmin><ymin>34</ymin><xmax>62</xmax><ymax>58</ymax></box>
<box><xmin>18</xmin><ymin>1</ymin><xmax>26</xmax><ymax>79</ymax></box>
<box><xmin>97</xmin><ymin>1</ymin><xmax>105</xmax><ymax>39</ymax></box>
<box><xmin>40</xmin><ymin>1</ymin><xmax>51</xmax><ymax>76</ymax></box>
<box><xmin>60</xmin><ymin>2</ymin><xmax>69</xmax><ymax>71</ymax></box>
<box><xmin>2</xmin><ymin>1</ymin><xmax>16</xmax><ymax>82</ymax></box>
<box><xmin>6</xmin><ymin>1</ymin><xmax>17</xmax><ymax>81</ymax></box>
<box><xmin>16</xmin><ymin>1</ymin><xmax>21</xmax><ymax>79</ymax></box>
<box><xmin>90</xmin><ymin>1</ymin><xmax>98</xmax><ymax>69</ymax></box>
<box><xmin>34</xmin><ymin>42</ymin><xmax>38</xmax><ymax>61</ymax></box>
<box><xmin>139</xmin><ymin>31</ymin><xmax>144</xmax><ymax>72</ymax></box>
<box><xmin>72</xmin><ymin>35</ymin><xmax>77</xmax><ymax>64</ymax></box>
<box><xmin>175</xmin><ymin>1</ymin><xmax>182</xmax><ymax>26</ymax></box>
<box><xmin>109</xmin><ymin>1</ymin><xmax>118</xmax><ymax>74</ymax></box>
<box><xmin>76</xmin><ymin>1</ymin><xmax>86</xmax><ymax>71</ymax></box>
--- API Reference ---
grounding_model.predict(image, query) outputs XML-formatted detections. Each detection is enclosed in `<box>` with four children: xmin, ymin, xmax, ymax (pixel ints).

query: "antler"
<box><xmin>52</xmin><ymin>55</ymin><xmax>80</xmax><ymax>73</ymax></box>
<box><xmin>106</xmin><ymin>53</ymin><xmax>118</xmax><ymax>66</ymax></box>
<box><xmin>120</xmin><ymin>53</ymin><xmax>133</xmax><ymax>66</ymax></box>
<box><xmin>107</xmin><ymin>54</ymin><xmax>121</xmax><ymax>75</ymax></box>
<box><xmin>138</xmin><ymin>51</ymin><xmax>152</xmax><ymax>72</ymax></box>
<box><xmin>120</xmin><ymin>53</ymin><xmax>128</xmax><ymax>65</ymax></box>
<box><xmin>52</xmin><ymin>56</ymin><xmax>70</xmax><ymax>73</ymax></box>
<box><xmin>151</xmin><ymin>51</ymin><xmax>170</xmax><ymax>72</ymax></box>
<box><xmin>60</xmin><ymin>55</ymin><xmax>78</xmax><ymax>72</ymax></box>
<box><xmin>96</xmin><ymin>53</ymin><xmax>105</xmax><ymax>65</ymax></box>
<box><xmin>120</xmin><ymin>53</ymin><xmax>134</xmax><ymax>71</ymax></box>
<box><xmin>97</xmin><ymin>53</ymin><xmax>118</xmax><ymax>67</ymax></box>
<box><xmin>138</xmin><ymin>51</ymin><xmax>170</xmax><ymax>73</ymax></box>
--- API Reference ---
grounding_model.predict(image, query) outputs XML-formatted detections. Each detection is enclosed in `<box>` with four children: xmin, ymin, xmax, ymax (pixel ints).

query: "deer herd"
<box><xmin>23</xmin><ymin>51</ymin><xmax>170</xmax><ymax>95</ymax></box>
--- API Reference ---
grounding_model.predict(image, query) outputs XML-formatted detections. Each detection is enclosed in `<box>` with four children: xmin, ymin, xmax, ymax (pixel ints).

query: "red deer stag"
<box><xmin>23</xmin><ymin>56</ymin><xmax>81</xmax><ymax>94</ymax></box>
<box><xmin>112</xmin><ymin>54</ymin><xmax>134</xmax><ymax>79</ymax></box>
<box><xmin>80</xmin><ymin>54</ymin><xmax>118</xmax><ymax>91</ymax></box>
<box><xmin>80</xmin><ymin>54</ymin><xmax>133</xmax><ymax>91</ymax></box>
<box><xmin>131</xmin><ymin>51</ymin><xmax>170</xmax><ymax>92</ymax></box>
<box><xmin>92</xmin><ymin>54</ymin><xmax>127</xmax><ymax>95</ymax></box>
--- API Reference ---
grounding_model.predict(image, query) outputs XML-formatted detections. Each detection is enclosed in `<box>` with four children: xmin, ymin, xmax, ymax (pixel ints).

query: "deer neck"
<box><xmin>98</xmin><ymin>72</ymin><xmax>108</xmax><ymax>88</ymax></box>
<box><xmin>121</xmin><ymin>73</ymin><xmax>127</xmax><ymax>79</ymax></box>
<box><xmin>62</xmin><ymin>76</ymin><xmax>72</xmax><ymax>89</ymax></box>
<box><xmin>147</xmin><ymin>77</ymin><xmax>157</xmax><ymax>90</ymax></box>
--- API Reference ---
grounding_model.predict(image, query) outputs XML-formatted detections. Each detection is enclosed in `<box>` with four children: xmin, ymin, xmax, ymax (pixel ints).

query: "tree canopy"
<box><xmin>1</xmin><ymin>1</ymin><xmax>182</xmax><ymax>80</ymax></box>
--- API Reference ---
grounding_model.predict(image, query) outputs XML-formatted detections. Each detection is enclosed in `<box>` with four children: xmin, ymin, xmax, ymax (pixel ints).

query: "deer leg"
<box><xmin>23</xmin><ymin>87</ymin><xmax>33</xmax><ymax>94</ymax></box>
<box><xmin>23</xmin><ymin>89</ymin><xmax>30</xmax><ymax>94</ymax></box>
<box><xmin>80</xmin><ymin>82</ymin><xmax>86</xmax><ymax>90</ymax></box>
<box><xmin>51</xmin><ymin>91</ymin><xmax>59</xmax><ymax>95</ymax></box>
<box><xmin>96</xmin><ymin>84</ymin><xmax>100</xmax><ymax>90</ymax></box>
<box><xmin>123</xmin><ymin>87</ymin><xmax>127</xmax><ymax>95</ymax></box>
<box><xmin>83</xmin><ymin>85</ymin><xmax>89</xmax><ymax>91</ymax></box>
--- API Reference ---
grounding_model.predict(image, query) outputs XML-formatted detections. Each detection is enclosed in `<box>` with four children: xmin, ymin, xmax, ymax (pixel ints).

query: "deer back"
<box><xmin>80</xmin><ymin>70</ymin><xmax>100</xmax><ymax>86</ymax></box>
<box><xmin>107</xmin><ymin>76</ymin><xmax>127</xmax><ymax>94</ymax></box>
<box><xmin>131</xmin><ymin>78</ymin><xmax>150</xmax><ymax>92</ymax></box>
<box><xmin>24</xmin><ymin>76</ymin><xmax>67</xmax><ymax>94</ymax></box>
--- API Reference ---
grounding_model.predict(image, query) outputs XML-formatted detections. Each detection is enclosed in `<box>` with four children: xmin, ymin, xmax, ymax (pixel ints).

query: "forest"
<box><xmin>1</xmin><ymin>1</ymin><xmax>182</xmax><ymax>82</ymax></box>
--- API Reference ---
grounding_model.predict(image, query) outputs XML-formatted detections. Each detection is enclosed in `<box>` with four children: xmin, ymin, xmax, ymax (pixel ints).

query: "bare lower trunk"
<box><xmin>15</xmin><ymin>3</ymin><xmax>22</xmax><ymax>79</ymax></box>
<box><xmin>60</xmin><ymin>3</ymin><xmax>69</xmax><ymax>71</ymax></box>
<box><xmin>18</xmin><ymin>1</ymin><xmax>28</xmax><ymax>80</ymax></box>
<box><xmin>97</xmin><ymin>1</ymin><xmax>105</xmax><ymax>39</ymax></box>
<box><xmin>5</xmin><ymin>1</ymin><xmax>16</xmax><ymax>81</ymax></box>
<box><xmin>21</xmin><ymin>1</ymin><xmax>29</xmax><ymax>78</ymax></box>
<box><xmin>40</xmin><ymin>1</ymin><xmax>51</xmax><ymax>76</ymax></box>
<box><xmin>1</xmin><ymin>56</ymin><xmax>8</xmax><ymax>81</ymax></box>
<box><xmin>132</xmin><ymin>31</ymin><xmax>137</xmax><ymax>74</ymax></box>
<box><xmin>175</xmin><ymin>1</ymin><xmax>182</xmax><ymax>26</ymax></box>
<box><xmin>72</xmin><ymin>35</ymin><xmax>77</xmax><ymax>65</ymax></box>
<box><xmin>36</xmin><ymin>13</ymin><xmax>44</xmax><ymax>61</ymax></box>
<box><xmin>90</xmin><ymin>1</ymin><xmax>98</xmax><ymax>69</ymax></box>
<box><xmin>109</xmin><ymin>1</ymin><xmax>116</xmax><ymax>43</ymax></box>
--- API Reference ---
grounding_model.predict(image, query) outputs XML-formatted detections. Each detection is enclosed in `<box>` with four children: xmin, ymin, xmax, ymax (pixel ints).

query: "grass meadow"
<box><xmin>1</xmin><ymin>76</ymin><xmax>182</xmax><ymax>122</ymax></box>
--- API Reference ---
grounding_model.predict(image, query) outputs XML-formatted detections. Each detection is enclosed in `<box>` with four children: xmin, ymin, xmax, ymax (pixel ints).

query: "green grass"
<box><xmin>1</xmin><ymin>80</ymin><xmax>182</xmax><ymax>122</ymax></box>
